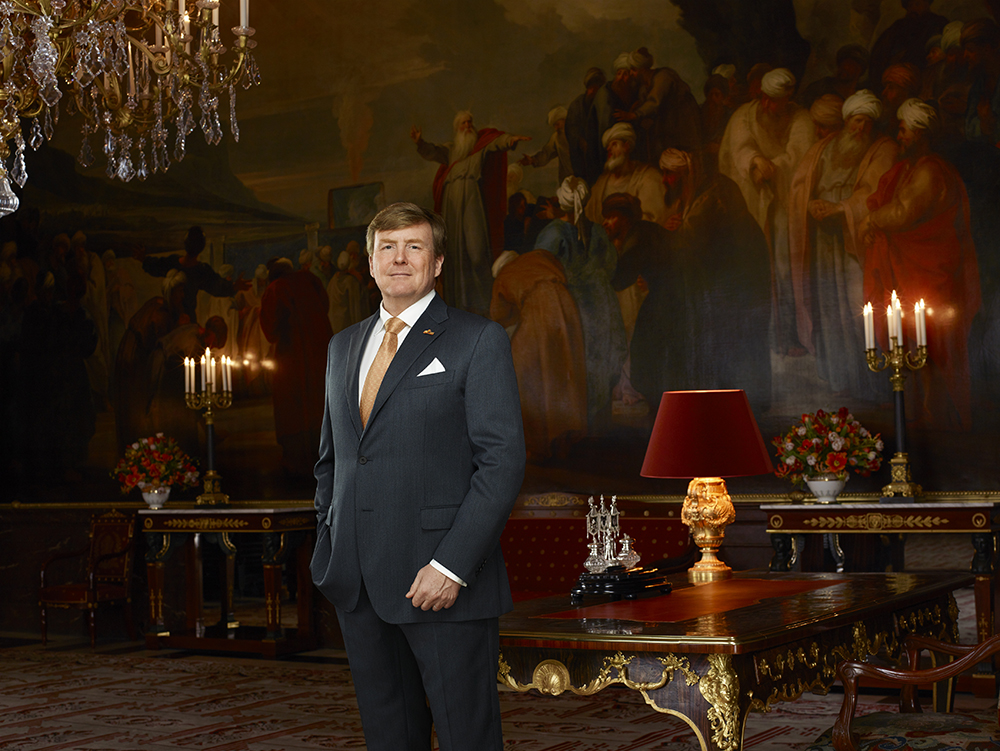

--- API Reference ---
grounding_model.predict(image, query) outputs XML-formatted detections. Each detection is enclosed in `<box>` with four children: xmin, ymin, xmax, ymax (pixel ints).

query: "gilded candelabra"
<box><xmin>185</xmin><ymin>349</ymin><xmax>233</xmax><ymax>505</ymax></box>
<box><xmin>864</xmin><ymin>294</ymin><xmax>927</xmax><ymax>499</ymax></box>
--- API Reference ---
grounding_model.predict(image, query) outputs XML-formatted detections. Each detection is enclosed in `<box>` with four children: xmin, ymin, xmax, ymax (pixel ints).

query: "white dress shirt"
<box><xmin>358</xmin><ymin>290</ymin><xmax>467</xmax><ymax>587</ymax></box>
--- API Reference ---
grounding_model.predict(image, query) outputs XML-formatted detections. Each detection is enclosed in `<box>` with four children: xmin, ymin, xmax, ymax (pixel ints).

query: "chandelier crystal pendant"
<box><xmin>0</xmin><ymin>0</ymin><xmax>260</xmax><ymax>217</ymax></box>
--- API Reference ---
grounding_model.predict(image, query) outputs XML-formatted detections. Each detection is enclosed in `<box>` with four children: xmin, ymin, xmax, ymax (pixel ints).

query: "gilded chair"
<box><xmin>804</xmin><ymin>632</ymin><xmax>1000</xmax><ymax>751</ymax></box>
<box><xmin>39</xmin><ymin>509</ymin><xmax>138</xmax><ymax>647</ymax></box>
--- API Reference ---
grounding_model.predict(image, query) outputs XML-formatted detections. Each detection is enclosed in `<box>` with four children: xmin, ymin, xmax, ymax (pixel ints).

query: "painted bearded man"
<box><xmin>411</xmin><ymin>112</ymin><xmax>530</xmax><ymax>316</ymax></box>
<box><xmin>788</xmin><ymin>89</ymin><xmax>898</xmax><ymax>401</ymax></box>
<box><xmin>718</xmin><ymin>68</ymin><xmax>817</xmax><ymax>356</ymax></box>
<box><xmin>860</xmin><ymin>98</ymin><xmax>981</xmax><ymax>429</ymax></box>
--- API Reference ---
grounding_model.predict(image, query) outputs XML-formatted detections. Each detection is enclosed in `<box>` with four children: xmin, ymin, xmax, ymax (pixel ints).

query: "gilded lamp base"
<box><xmin>681</xmin><ymin>477</ymin><xmax>735</xmax><ymax>581</ymax></box>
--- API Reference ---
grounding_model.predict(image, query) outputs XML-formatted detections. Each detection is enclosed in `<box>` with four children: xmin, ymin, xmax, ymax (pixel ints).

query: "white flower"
<box><xmin>806</xmin><ymin>456</ymin><xmax>817</xmax><ymax>466</ymax></box>
<box><xmin>847</xmin><ymin>413</ymin><xmax>854</xmax><ymax>422</ymax></box>
<box><xmin>875</xmin><ymin>439</ymin><xmax>884</xmax><ymax>451</ymax></box>
<box><xmin>860</xmin><ymin>427</ymin><xmax>870</xmax><ymax>437</ymax></box>
<box><xmin>831</xmin><ymin>437</ymin><xmax>844</xmax><ymax>451</ymax></box>
<box><xmin>868</xmin><ymin>451</ymin><xmax>876</xmax><ymax>460</ymax></box>
<box><xmin>796</xmin><ymin>426</ymin><xmax>806</xmax><ymax>436</ymax></box>
<box><xmin>784</xmin><ymin>456</ymin><xmax>796</xmax><ymax>465</ymax></box>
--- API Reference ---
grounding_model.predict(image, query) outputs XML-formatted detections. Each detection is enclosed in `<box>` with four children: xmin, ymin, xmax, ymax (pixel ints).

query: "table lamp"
<box><xmin>641</xmin><ymin>389</ymin><xmax>773</xmax><ymax>581</ymax></box>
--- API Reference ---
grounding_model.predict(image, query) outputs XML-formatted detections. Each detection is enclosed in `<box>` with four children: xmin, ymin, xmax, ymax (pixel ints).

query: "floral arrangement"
<box><xmin>772</xmin><ymin>408</ymin><xmax>884</xmax><ymax>487</ymax></box>
<box><xmin>112</xmin><ymin>433</ymin><xmax>199</xmax><ymax>493</ymax></box>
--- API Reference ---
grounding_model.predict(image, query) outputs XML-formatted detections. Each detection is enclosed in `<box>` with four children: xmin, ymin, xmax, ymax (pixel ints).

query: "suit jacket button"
<box><xmin>359</xmin><ymin>456</ymin><xmax>368</xmax><ymax>465</ymax></box>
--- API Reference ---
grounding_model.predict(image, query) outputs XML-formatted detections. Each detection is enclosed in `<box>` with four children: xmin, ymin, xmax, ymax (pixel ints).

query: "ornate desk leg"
<box><xmin>186</xmin><ymin>533</ymin><xmax>206</xmax><ymax>637</ymax></box>
<box><xmin>769</xmin><ymin>533</ymin><xmax>793</xmax><ymax>572</ymax></box>
<box><xmin>220</xmin><ymin>533</ymin><xmax>238</xmax><ymax>629</ymax></box>
<box><xmin>262</xmin><ymin>532</ymin><xmax>287</xmax><ymax>639</ymax></box>
<box><xmin>971</xmin><ymin>532</ymin><xmax>997</xmax><ymax>681</ymax></box>
<box><xmin>971</xmin><ymin>533</ymin><xmax>995</xmax><ymax>643</ymax></box>
<box><xmin>295</xmin><ymin>531</ymin><xmax>314</xmax><ymax>636</ymax></box>
<box><xmin>645</xmin><ymin>652</ymin><xmax>747</xmax><ymax>751</ymax></box>
<box><xmin>144</xmin><ymin>532</ymin><xmax>177</xmax><ymax>639</ymax></box>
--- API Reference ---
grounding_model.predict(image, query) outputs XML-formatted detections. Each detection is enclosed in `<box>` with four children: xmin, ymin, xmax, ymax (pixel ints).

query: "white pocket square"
<box><xmin>418</xmin><ymin>357</ymin><xmax>446</xmax><ymax>376</ymax></box>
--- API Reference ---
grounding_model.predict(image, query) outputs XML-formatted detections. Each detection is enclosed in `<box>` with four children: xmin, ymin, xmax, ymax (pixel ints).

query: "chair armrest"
<box><xmin>832</xmin><ymin>633</ymin><xmax>1000</xmax><ymax>751</ymax></box>
<box><xmin>40</xmin><ymin>546</ymin><xmax>89</xmax><ymax>588</ymax></box>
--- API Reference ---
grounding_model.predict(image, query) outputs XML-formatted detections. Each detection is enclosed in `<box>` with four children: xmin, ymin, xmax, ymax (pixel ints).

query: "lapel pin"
<box><xmin>423</xmin><ymin>329</ymin><xmax>435</xmax><ymax>335</ymax></box>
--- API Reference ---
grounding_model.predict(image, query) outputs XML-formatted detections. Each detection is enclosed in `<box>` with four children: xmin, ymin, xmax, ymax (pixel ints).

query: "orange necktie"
<box><xmin>360</xmin><ymin>317</ymin><xmax>406</xmax><ymax>427</ymax></box>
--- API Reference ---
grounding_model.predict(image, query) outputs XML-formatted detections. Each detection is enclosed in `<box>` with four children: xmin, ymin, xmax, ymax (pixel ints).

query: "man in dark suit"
<box><xmin>310</xmin><ymin>202</ymin><xmax>525</xmax><ymax>751</ymax></box>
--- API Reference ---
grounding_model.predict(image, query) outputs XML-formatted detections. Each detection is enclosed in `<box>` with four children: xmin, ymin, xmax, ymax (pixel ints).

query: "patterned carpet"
<box><xmin>0</xmin><ymin>636</ymin><xmax>991</xmax><ymax>751</ymax></box>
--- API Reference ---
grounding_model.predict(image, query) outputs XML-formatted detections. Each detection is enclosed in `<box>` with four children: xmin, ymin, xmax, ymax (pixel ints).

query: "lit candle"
<box><xmin>200</xmin><ymin>352</ymin><xmax>206</xmax><ymax>392</ymax></box>
<box><xmin>893</xmin><ymin>296</ymin><xmax>903</xmax><ymax>348</ymax></box>
<box><xmin>918</xmin><ymin>299</ymin><xmax>927</xmax><ymax>346</ymax></box>
<box><xmin>155</xmin><ymin>22</ymin><xmax>163</xmax><ymax>48</ymax></box>
<box><xmin>863</xmin><ymin>303</ymin><xmax>874</xmax><ymax>350</ymax></box>
<box><xmin>183</xmin><ymin>357</ymin><xmax>189</xmax><ymax>393</ymax></box>
<box><xmin>240</xmin><ymin>0</ymin><xmax>248</xmax><ymax>28</ymax></box>
<box><xmin>183</xmin><ymin>13</ymin><xmax>191</xmax><ymax>53</ymax></box>
<box><xmin>212</xmin><ymin>5</ymin><xmax>220</xmax><ymax>28</ymax></box>
<box><xmin>886</xmin><ymin>303</ymin><xmax>894</xmax><ymax>343</ymax></box>
<box><xmin>210</xmin><ymin>355</ymin><xmax>217</xmax><ymax>392</ymax></box>
<box><xmin>225</xmin><ymin>356</ymin><xmax>232</xmax><ymax>392</ymax></box>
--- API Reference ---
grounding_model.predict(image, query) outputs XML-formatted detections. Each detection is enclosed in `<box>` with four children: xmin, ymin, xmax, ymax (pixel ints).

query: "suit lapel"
<box><xmin>364</xmin><ymin>296</ymin><xmax>449</xmax><ymax>431</ymax></box>
<box><xmin>346</xmin><ymin>314</ymin><xmax>378</xmax><ymax>439</ymax></box>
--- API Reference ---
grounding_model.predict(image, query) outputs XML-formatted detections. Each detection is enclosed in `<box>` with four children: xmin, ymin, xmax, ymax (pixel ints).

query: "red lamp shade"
<box><xmin>641</xmin><ymin>389</ymin><xmax>774</xmax><ymax>479</ymax></box>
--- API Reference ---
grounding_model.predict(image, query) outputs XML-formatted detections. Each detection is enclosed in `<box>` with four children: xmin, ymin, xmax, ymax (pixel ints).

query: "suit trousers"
<box><xmin>336</xmin><ymin>582</ymin><xmax>504</xmax><ymax>751</ymax></box>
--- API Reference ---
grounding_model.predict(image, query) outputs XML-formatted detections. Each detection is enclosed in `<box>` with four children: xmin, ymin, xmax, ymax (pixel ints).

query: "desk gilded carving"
<box><xmin>140</xmin><ymin>506</ymin><xmax>316</xmax><ymax>657</ymax></box>
<box><xmin>498</xmin><ymin>571</ymin><xmax>969</xmax><ymax>751</ymax></box>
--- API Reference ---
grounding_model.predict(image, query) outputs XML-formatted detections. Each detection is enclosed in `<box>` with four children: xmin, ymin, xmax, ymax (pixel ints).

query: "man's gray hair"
<box><xmin>366</xmin><ymin>202</ymin><xmax>447</xmax><ymax>259</ymax></box>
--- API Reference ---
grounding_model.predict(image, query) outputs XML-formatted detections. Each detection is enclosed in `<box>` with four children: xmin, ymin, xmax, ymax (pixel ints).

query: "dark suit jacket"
<box><xmin>310</xmin><ymin>294</ymin><xmax>526</xmax><ymax>624</ymax></box>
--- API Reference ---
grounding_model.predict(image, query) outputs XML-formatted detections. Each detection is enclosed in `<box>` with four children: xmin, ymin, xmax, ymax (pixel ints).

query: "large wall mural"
<box><xmin>2</xmin><ymin>0</ymin><xmax>999</xmax><ymax>503</ymax></box>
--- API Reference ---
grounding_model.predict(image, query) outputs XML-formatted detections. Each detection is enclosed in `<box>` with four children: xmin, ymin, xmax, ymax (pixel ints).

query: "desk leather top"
<box><xmin>499</xmin><ymin>570</ymin><xmax>971</xmax><ymax>653</ymax></box>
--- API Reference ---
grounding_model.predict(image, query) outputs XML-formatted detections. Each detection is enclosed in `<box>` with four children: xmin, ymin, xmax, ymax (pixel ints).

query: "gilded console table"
<box><xmin>498</xmin><ymin>571</ymin><xmax>968</xmax><ymax>751</ymax></box>
<box><xmin>763</xmin><ymin>502</ymin><xmax>998</xmax><ymax>645</ymax></box>
<box><xmin>140</xmin><ymin>506</ymin><xmax>316</xmax><ymax>657</ymax></box>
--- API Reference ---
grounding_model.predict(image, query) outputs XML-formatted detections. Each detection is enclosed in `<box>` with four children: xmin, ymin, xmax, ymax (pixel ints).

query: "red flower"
<box><xmin>825</xmin><ymin>453</ymin><xmax>848</xmax><ymax>473</ymax></box>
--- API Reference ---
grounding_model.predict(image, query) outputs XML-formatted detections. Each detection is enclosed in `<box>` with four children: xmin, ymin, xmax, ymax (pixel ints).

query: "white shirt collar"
<box><xmin>377</xmin><ymin>289</ymin><xmax>436</xmax><ymax>332</ymax></box>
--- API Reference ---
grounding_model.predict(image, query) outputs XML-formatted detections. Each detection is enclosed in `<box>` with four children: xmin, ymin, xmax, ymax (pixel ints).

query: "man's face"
<box><xmin>846</xmin><ymin>114</ymin><xmax>872</xmax><ymax>137</ymax></box>
<box><xmin>897</xmin><ymin>121</ymin><xmax>922</xmax><ymax>155</ymax></box>
<box><xmin>881</xmin><ymin>83</ymin><xmax>907</xmax><ymax>109</ymax></box>
<box><xmin>456</xmin><ymin>116</ymin><xmax>475</xmax><ymax>135</ymax></box>
<box><xmin>606</xmin><ymin>139</ymin><xmax>629</xmax><ymax>162</ymax></box>
<box><xmin>837</xmin><ymin>59</ymin><xmax>864</xmax><ymax>81</ymax></box>
<box><xmin>760</xmin><ymin>94</ymin><xmax>790</xmax><ymax>115</ymax></box>
<box><xmin>602</xmin><ymin>212</ymin><xmax>626</xmax><ymax>241</ymax></box>
<box><xmin>369</xmin><ymin>222</ymin><xmax>443</xmax><ymax>315</ymax></box>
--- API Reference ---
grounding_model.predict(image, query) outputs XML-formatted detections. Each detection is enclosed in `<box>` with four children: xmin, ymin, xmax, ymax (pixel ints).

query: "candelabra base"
<box><xmin>569</xmin><ymin>564</ymin><xmax>673</xmax><ymax>604</ymax></box>
<box><xmin>196</xmin><ymin>470</ymin><xmax>230</xmax><ymax>506</ymax></box>
<box><xmin>880</xmin><ymin>452</ymin><xmax>922</xmax><ymax>501</ymax></box>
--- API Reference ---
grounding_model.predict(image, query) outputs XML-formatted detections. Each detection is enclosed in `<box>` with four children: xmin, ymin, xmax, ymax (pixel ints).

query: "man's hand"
<box><xmin>405</xmin><ymin>564</ymin><xmax>460</xmax><ymax>611</ymax></box>
<box><xmin>808</xmin><ymin>199</ymin><xmax>842</xmax><ymax>221</ymax></box>
<box><xmin>663</xmin><ymin>213</ymin><xmax>682</xmax><ymax>231</ymax></box>
<box><xmin>410</xmin><ymin>125</ymin><xmax>422</xmax><ymax>143</ymax></box>
<box><xmin>751</xmin><ymin>155</ymin><xmax>775</xmax><ymax>186</ymax></box>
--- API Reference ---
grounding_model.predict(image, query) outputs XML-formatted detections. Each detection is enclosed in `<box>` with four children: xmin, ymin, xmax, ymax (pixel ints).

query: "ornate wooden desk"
<box><xmin>498</xmin><ymin>571</ymin><xmax>969</xmax><ymax>751</ymax></box>
<box><xmin>139</xmin><ymin>506</ymin><xmax>316</xmax><ymax>658</ymax></box>
<box><xmin>763</xmin><ymin>502</ymin><xmax>998</xmax><ymax>644</ymax></box>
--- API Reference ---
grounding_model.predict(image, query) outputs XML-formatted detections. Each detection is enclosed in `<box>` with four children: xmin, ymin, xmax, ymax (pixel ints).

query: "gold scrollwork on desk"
<box><xmin>497</xmin><ymin>650</ymin><xmax>698</xmax><ymax>696</ymax></box>
<box><xmin>278</xmin><ymin>515</ymin><xmax>313</xmax><ymax>527</ymax></box>
<box><xmin>701</xmin><ymin>654</ymin><xmax>739</xmax><ymax>751</ymax></box>
<box><xmin>162</xmin><ymin>518</ymin><xmax>250</xmax><ymax>531</ymax></box>
<box><xmin>802</xmin><ymin>513</ymin><xmax>948</xmax><ymax>531</ymax></box>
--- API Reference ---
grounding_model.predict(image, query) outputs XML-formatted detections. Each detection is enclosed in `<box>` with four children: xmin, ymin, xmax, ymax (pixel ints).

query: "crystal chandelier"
<box><xmin>0</xmin><ymin>0</ymin><xmax>261</xmax><ymax>217</ymax></box>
